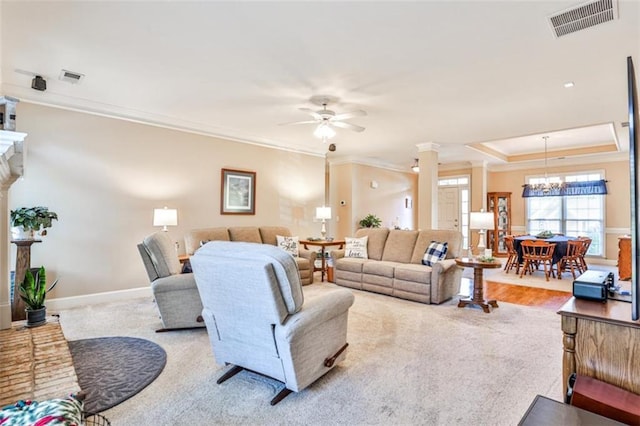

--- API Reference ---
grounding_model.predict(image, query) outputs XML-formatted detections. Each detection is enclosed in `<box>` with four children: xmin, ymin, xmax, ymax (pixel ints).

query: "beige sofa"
<box><xmin>330</xmin><ymin>228</ymin><xmax>463</xmax><ymax>304</ymax></box>
<box><xmin>184</xmin><ymin>226</ymin><xmax>315</xmax><ymax>285</ymax></box>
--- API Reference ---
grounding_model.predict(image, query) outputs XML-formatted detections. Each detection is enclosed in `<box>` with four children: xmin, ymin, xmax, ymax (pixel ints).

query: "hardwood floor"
<box><xmin>484</xmin><ymin>281</ymin><xmax>572</xmax><ymax>309</ymax></box>
<box><xmin>459</xmin><ymin>277</ymin><xmax>572</xmax><ymax>310</ymax></box>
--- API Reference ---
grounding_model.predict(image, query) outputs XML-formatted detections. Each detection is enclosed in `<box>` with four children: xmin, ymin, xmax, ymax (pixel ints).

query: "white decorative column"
<box><xmin>470</xmin><ymin>160</ymin><xmax>489</xmax><ymax>211</ymax></box>
<box><xmin>0</xmin><ymin>130</ymin><xmax>27</xmax><ymax>330</ymax></box>
<box><xmin>417</xmin><ymin>142</ymin><xmax>440</xmax><ymax>230</ymax></box>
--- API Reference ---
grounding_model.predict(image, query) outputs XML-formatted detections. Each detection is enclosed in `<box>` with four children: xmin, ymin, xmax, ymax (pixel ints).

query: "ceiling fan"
<box><xmin>281</xmin><ymin>97</ymin><xmax>367</xmax><ymax>140</ymax></box>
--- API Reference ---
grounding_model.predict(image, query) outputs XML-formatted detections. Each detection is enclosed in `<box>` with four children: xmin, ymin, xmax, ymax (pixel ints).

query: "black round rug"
<box><xmin>68</xmin><ymin>336</ymin><xmax>167</xmax><ymax>414</ymax></box>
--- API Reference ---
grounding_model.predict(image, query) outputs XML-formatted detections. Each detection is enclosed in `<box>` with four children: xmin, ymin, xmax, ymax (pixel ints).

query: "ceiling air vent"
<box><xmin>548</xmin><ymin>0</ymin><xmax>618</xmax><ymax>38</ymax></box>
<box><xmin>58</xmin><ymin>69</ymin><xmax>85</xmax><ymax>84</ymax></box>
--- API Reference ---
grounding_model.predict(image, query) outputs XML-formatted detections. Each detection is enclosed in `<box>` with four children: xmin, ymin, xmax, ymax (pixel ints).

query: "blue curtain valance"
<box><xmin>521</xmin><ymin>179</ymin><xmax>608</xmax><ymax>198</ymax></box>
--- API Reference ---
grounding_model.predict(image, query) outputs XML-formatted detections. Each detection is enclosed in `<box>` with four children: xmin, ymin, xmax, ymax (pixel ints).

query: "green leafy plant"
<box><xmin>359</xmin><ymin>214</ymin><xmax>382</xmax><ymax>228</ymax></box>
<box><xmin>19</xmin><ymin>266</ymin><xmax>59</xmax><ymax>310</ymax></box>
<box><xmin>10</xmin><ymin>206</ymin><xmax>58</xmax><ymax>234</ymax></box>
<box><xmin>536</xmin><ymin>230</ymin><xmax>554</xmax><ymax>239</ymax></box>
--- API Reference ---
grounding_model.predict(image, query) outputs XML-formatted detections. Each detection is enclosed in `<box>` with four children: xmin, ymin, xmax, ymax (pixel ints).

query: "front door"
<box><xmin>438</xmin><ymin>187</ymin><xmax>459</xmax><ymax>231</ymax></box>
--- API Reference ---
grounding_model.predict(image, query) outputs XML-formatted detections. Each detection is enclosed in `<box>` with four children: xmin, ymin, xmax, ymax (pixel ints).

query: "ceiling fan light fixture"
<box><xmin>314</xmin><ymin>122</ymin><xmax>336</xmax><ymax>140</ymax></box>
<box><xmin>411</xmin><ymin>158</ymin><xmax>420</xmax><ymax>172</ymax></box>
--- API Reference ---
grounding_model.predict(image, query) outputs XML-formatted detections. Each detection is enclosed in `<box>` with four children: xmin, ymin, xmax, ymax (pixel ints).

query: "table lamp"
<box><xmin>153</xmin><ymin>206</ymin><xmax>178</xmax><ymax>232</ymax></box>
<box><xmin>316</xmin><ymin>206</ymin><xmax>332</xmax><ymax>239</ymax></box>
<box><xmin>469</xmin><ymin>210</ymin><xmax>494</xmax><ymax>257</ymax></box>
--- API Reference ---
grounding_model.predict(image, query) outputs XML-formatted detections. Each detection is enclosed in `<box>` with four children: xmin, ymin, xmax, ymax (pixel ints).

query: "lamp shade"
<box><xmin>469</xmin><ymin>211</ymin><xmax>493</xmax><ymax>230</ymax></box>
<box><xmin>316</xmin><ymin>206</ymin><xmax>332</xmax><ymax>220</ymax></box>
<box><xmin>153</xmin><ymin>207</ymin><xmax>178</xmax><ymax>230</ymax></box>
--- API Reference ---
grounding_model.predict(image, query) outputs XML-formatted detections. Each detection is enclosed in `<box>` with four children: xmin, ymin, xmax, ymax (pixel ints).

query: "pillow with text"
<box><xmin>277</xmin><ymin>235</ymin><xmax>299</xmax><ymax>257</ymax></box>
<box><xmin>345</xmin><ymin>236</ymin><xmax>368</xmax><ymax>259</ymax></box>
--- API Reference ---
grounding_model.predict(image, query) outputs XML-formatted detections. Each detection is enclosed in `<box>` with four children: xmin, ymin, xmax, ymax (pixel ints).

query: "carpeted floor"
<box><xmin>68</xmin><ymin>336</ymin><xmax>166</xmax><ymax>414</ymax></box>
<box><xmin>59</xmin><ymin>285</ymin><xmax>564</xmax><ymax>425</ymax></box>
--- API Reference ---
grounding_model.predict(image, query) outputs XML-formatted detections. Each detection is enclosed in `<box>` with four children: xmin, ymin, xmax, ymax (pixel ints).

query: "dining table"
<box><xmin>513</xmin><ymin>235</ymin><xmax>577</xmax><ymax>266</ymax></box>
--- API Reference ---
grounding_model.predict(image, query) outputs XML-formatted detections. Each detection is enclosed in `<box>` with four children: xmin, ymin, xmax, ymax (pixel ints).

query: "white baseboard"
<box><xmin>46</xmin><ymin>286</ymin><xmax>152</xmax><ymax>311</ymax></box>
<box><xmin>588</xmin><ymin>258</ymin><xmax>617</xmax><ymax>266</ymax></box>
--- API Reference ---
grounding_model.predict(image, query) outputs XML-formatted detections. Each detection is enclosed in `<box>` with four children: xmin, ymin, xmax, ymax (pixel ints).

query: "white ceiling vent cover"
<box><xmin>59</xmin><ymin>69</ymin><xmax>84</xmax><ymax>84</ymax></box>
<box><xmin>548</xmin><ymin>0</ymin><xmax>618</xmax><ymax>38</ymax></box>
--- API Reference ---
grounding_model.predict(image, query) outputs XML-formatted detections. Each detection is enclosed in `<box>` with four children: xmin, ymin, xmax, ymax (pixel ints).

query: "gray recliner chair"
<box><xmin>137</xmin><ymin>232</ymin><xmax>205</xmax><ymax>331</ymax></box>
<box><xmin>191</xmin><ymin>241</ymin><xmax>355</xmax><ymax>405</ymax></box>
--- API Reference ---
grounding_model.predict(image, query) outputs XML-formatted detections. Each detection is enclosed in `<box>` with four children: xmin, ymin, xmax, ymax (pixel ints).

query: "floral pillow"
<box><xmin>0</xmin><ymin>394</ymin><xmax>84</xmax><ymax>426</ymax></box>
<box><xmin>276</xmin><ymin>235</ymin><xmax>299</xmax><ymax>257</ymax></box>
<box><xmin>345</xmin><ymin>236</ymin><xmax>368</xmax><ymax>259</ymax></box>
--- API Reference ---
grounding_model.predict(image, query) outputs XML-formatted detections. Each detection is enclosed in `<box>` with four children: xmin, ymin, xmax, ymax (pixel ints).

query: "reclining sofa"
<box><xmin>331</xmin><ymin>228</ymin><xmax>463</xmax><ymax>304</ymax></box>
<box><xmin>184</xmin><ymin>226</ymin><xmax>315</xmax><ymax>284</ymax></box>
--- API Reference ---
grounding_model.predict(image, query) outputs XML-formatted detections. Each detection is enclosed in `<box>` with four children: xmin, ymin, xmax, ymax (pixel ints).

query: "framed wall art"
<box><xmin>221</xmin><ymin>168</ymin><xmax>256</xmax><ymax>215</ymax></box>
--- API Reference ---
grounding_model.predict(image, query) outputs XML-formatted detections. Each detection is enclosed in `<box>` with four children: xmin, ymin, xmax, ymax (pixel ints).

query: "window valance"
<box><xmin>522</xmin><ymin>179</ymin><xmax>608</xmax><ymax>198</ymax></box>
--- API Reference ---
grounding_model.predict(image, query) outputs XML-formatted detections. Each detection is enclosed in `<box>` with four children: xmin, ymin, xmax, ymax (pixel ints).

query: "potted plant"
<box><xmin>359</xmin><ymin>214</ymin><xmax>382</xmax><ymax>228</ymax></box>
<box><xmin>10</xmin><ymin>206</ymin><xmax>58</xmax><ymax>239</ymax></box>
<box><xmin>19</xmin><ymin>266</ymin><xmax>59</xmax><ymax>327</ymax></box>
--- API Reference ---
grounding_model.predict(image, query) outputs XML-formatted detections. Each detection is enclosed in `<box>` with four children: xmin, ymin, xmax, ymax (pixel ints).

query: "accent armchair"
<box><xmin>191</xmin><ymin>241</ymin><xmax>355</xmax><ymax>405</ymax></box>
<box><xmin>137</xmin><ymin>232</ymin><xmax>205</xmax><ymax>331</ymax></box>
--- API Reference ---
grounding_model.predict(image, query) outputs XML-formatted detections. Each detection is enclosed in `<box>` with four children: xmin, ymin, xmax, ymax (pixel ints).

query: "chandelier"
<box><xmin>528</xmin><ymin>136</ymin><xmax>565</xmax><ymax>194</ymax></box>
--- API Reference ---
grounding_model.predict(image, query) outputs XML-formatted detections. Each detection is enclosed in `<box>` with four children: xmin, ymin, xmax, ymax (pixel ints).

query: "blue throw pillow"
<box><xmin>422</xmin><ymin>241</ymin><xmax>448</xmax><ymax>266</ymax></box>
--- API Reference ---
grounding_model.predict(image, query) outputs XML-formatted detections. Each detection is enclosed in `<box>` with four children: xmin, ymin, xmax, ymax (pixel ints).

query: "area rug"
<box><xmin>469</xmin><ymin>263</ymin><xmax>617</xmax><ymax>292</ymax></box>
<box><xmin>68</xmin><ymin>336</ymin><xmax>166</xmax><ymax>414</ymax></box>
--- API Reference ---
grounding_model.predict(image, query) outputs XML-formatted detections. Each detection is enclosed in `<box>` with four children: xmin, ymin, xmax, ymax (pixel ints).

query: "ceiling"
<box><xmin>1</xmin><ymin>1</ymin><xmax>639</xmax><ymax>171</ymax></box>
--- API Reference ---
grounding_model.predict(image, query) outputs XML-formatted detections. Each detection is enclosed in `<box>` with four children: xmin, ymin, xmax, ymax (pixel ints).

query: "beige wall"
<box><xmin>488</xmin><ymin>160</ymin><xmax>630</xmax><ymax>261</ymax></box>
<box><xmin>9</xmin><ymin>101</ymin><xmax>630</xmax><ymax>303</ymax></box>
<box><xmin>330</xmin><ymin>162</ymin><xmax>417</xmax><ymax>237</ymax></box>
<box><xmin>9</xmin><ymin>103</ymin><xmax>325</xmax><ymax>299</ymax></box>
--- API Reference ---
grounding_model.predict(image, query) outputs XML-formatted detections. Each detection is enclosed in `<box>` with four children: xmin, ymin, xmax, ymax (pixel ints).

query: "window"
<box><xmin>526</xmin><ymin>172</ymin><xmax>604</xmax><ymax>256</ymax></box>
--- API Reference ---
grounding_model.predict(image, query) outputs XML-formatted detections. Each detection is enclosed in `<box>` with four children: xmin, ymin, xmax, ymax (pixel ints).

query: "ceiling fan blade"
<box><xmin>279</xmin><ymin>120</ymin><xmax>319</xmax><ymax>126</ymax></box>
<box><xmin>299</xmin><ymin>107</ymin><xmax>323</xmax><ymax>120</ymax></box>
<box><xmin>331</xmin><ymin>121</ymin><xmax>365</xmax><ymax>132</ymax></box>
<box><xmin>332</xmin><ymin>110</ymin><xmax>367</xmax><ymax>121</ymax></box>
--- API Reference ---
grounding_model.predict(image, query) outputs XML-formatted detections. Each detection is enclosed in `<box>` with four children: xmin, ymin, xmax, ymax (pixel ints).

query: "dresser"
<box><xmin>617</xmin><ymin>236</ymin><xmax>631</xmax><ymax>281</ymax></box>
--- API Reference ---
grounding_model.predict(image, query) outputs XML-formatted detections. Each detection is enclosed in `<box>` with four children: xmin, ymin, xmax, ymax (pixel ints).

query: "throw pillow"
<box><xmin>422</xmin><ymin>241</ymin><xmax>448</xmax><ymax>266</ymax></box>
<box><xmin>276</xmin><ymin>235</ymin><xmax>299</xmax><ymax>257</ymax></box>
<box><xmin>345</xmin><ymin>236</ymin><xmax>368</xmax><ymax>258</ymax></box>
<box><xmin>0</xmin><ymin>395</ymin><xmax>84</xmax><ymax>426</ymax></box>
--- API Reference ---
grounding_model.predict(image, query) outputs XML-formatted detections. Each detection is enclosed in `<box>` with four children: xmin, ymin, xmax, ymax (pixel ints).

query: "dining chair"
<box><xmin>557</xmin><ymin>239</ymin><xmax>584</xmax><ymax>280</ymax></box>
<box><xmin>520</xmin><ymin>240</ymin><xmax>556</xmax><ymax>281</ymax></box>
<box><xmin>503</xmin><ymin>235</ymin><xmax>520</xmax><ymax>274</ymax></box>
<box><xmin>577</xmin><ymin>237</ymin><xmax>592</xmax><ymax>272</ymax></box>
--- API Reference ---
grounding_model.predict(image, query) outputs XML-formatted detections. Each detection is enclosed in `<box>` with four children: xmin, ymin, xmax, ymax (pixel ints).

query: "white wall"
<box><xmin>9</xmin><ymin>103</ymin><xmax>325</xmax><ymax>300</ymax></box>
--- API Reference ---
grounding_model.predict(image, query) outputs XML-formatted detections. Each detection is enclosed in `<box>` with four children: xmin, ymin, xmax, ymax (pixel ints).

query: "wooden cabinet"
<box><xmin>487</xmin><ymin>192</ymin><xmax>511</xmax><ymax>257</ymax></box>
<box><xmin>618</xmin><ymin>236</ymin><xmax>631</xmax><ymax>281</ymax></box>
<box><xmin>558</xmin><ymin>297</ymin><xmax>640</xmax><ymax>399</ymax></box>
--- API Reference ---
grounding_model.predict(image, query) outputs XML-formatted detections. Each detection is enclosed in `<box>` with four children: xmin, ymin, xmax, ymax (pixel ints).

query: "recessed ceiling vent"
<box><xmin>548</xmin><ymin>0</ymin><xmax>618</xmax><ymax>38</ymax></box>
<box><xmin>58</xmin><ymin>69</ymin><xmax>84</xmax><ymax>84</ymax></box>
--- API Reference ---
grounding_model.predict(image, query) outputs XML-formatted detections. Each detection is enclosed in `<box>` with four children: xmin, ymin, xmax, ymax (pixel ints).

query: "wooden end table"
<box><xmin>300</xmin><ymin>239</ymin><xmax>345</xmax><ymax>282</ymax></box>
<box><xmin>455</xmin><ymin>257</ymin><xmax>502</xmax><ymax>313</ymax></box>
<box><xmin>519</xmin><ymin>395</ymin><xmax>624</xmax><ymax>425</ymax></box>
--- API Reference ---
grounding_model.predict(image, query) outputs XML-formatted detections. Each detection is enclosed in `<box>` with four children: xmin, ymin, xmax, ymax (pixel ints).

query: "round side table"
<box><xmin>455</xmin><ymin>257</ymin><xmax>502</xmax><ymax>313</ymax></box>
